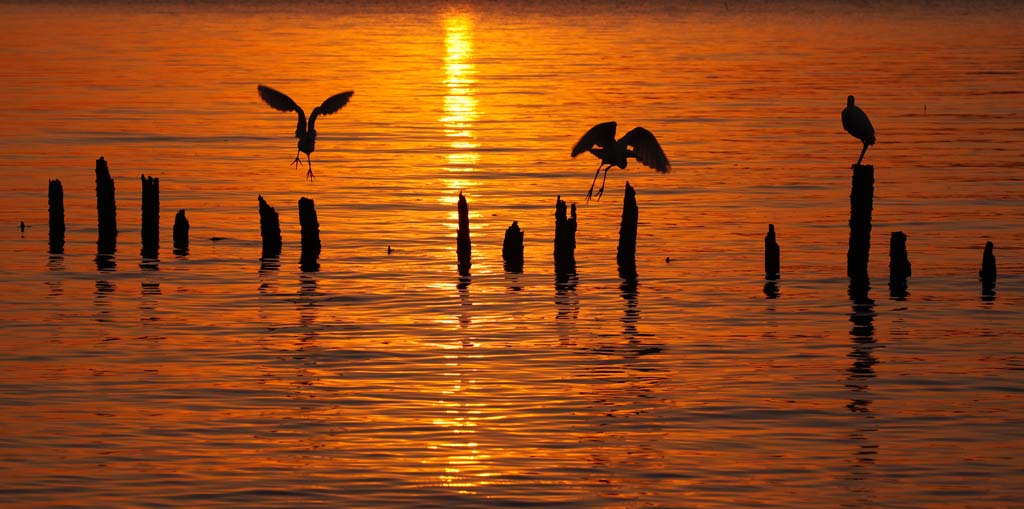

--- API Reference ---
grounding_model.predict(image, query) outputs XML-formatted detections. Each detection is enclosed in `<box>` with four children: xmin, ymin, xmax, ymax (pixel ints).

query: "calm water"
<box><xmin>1</xmin><ymin>1</ymin><xmax>1023</xmax><ymax>507</ymax></box>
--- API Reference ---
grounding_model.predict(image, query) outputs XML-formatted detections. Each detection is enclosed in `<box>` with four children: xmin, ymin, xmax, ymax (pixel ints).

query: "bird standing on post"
<box><xmin>842</xmin><ymin>95</ymin><xmax>875</xmax><ymax>166</ymax></box>
<box><xmin>257</xmin><ymin>85</ymin><xmax>354</xmax><ymax>181</ymax></box>
<box><xmin>571</xmin><ymin>121</ymin><xmax>670</xmax><ymax>202</ymax></box>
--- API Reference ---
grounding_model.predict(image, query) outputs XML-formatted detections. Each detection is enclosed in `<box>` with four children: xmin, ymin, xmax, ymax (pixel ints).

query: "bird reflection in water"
<box><xmin>844</xmin><ymin>276</ymin><xmax>880</xmax><ymax>504</ymax></box>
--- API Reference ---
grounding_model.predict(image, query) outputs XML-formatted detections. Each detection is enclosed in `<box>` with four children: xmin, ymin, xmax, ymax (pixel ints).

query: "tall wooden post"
<box><xmin>173</xmin><ymin>209</ymin><xmax>189</xmax><ymax>255</ymax></box>
<box><xmin>298</xmin><ymin>197</ymin><xmax>320</xmax><ymax>271</ymax></box>
<box><xmin>617</xmin><ymin>182</ymin><xmax>638</xmax><ymax>278</ymax></box>
<box><xmin>554</xmin><ymin>196</ymin><xmax>577</xmax><ymax>274</ymax></box>
<box><xmin>95</xmin><ymin>156</ymin><xmax>117</xmax><ymax>254</ymax></box>
<box><xmin>765</xmin><ymin>224</ymin><xmax>780</xmax><ymax>280</ymax></box>
<box><xmin>258</xmin><ymin>195</ymin><xmax>282</xmax><ymax>259</ymax></box>
<box><xmin>980</xmin><ymin>241</ymin><xmax>996</xmax><ymax>297</ymax></box>
<box><xmin>457</xmin><ymin>191</ymin><xmax>471</xmax><ymax>275</ymax></box>
<box><xmin>847</xmin><ymin>164</ymin><xmax>873</xmax><ymax>280</ymax></box>
<box><xmin>141</xmin><ymin>174</ymin><xmax>159</xmax><ymax>259</ymax></box>
<box><xmin>48</xmin><ymin>179</ymin><xmax>65</xmax><ymax>254</ymax></box>
<box><xmin>888</xmin><ymin>231</ymin><xmax>911</xmax><ymax>297</ymax></box>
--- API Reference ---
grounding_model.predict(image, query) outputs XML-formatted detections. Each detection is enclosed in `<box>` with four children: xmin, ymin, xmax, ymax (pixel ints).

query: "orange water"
<box><xmin>0</xmin><ymin>1</ymin><xmax>1022</xmax><ymax>507</ymax></box>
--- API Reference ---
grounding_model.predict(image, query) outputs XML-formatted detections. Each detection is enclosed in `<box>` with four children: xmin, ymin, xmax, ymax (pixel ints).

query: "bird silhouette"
<box><xmin>842</xmin><ymin>95</ymin><xmax>875</xmax><ymax>166</ymax></box>
<box><xmin>257</xmin><ymin>85</ymin><xmax>353</xmax><ymax>181</ymax></box>
<box><xmin>571</xmin><ymin>121</ymin><xmax>670</xmax><ymax>202</ymax></box>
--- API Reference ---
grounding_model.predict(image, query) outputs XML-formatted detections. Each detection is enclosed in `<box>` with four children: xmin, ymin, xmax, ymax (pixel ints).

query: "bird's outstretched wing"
<box><xmin>571</xmin><ymin>121</ymin><xmax>618</xmax><ymax>157</ymax></box>
<box><xmin>309</xmin><ymin>91</ymin><xmax>354</xmax><ymax>132</ymax></box>
<box><xmin>621</xmin><ymin>127</ymin><xmax>670</xmax><ymax>173</ymax></box>
<box><xmin>258</xmin><ymin>85</ymin><xmax>306</xmax><ymax>138</ymax></box>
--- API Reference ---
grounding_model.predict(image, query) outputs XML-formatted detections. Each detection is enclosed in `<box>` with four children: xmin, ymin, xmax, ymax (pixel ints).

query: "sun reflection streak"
<box><xmin>441</xmin><ymin>13</ymin><xmax>480</xmax><ymax>181</ymax></box>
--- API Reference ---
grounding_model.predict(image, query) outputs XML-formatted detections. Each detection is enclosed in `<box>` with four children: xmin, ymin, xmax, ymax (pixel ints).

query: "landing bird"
<box><xmin>571</xmin><ymin>121</ymin><xmax>670</xmax><ymax>202</ymax></box>
<box><xmin>257</xmin><ymin>85</ymin><xmax>353</xmax><ymax>181</ymax></box>
<box><xmin>842</xmin><ymin>95</ymin><xmax>875</xmax><ymax>166</ymax></box>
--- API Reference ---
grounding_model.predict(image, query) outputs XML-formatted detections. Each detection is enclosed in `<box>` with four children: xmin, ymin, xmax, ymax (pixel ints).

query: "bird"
<box><xmin>257</xmin><ymin>85</ymin><xmax>354</xmax><ymax>181</ymax></box>
<box><xmin>571</xmin><ymin>121</ymin><xmax>670</xmax><ymax>202</ymax></box>
<box><xmin>842</xmin><ymin>95</ymin><xmax>875</xmax><ymax>166</ymax></box>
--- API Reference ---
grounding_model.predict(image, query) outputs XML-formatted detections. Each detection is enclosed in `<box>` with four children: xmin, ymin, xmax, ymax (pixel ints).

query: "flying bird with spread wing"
<box><xmin>571</xmin><ymin>121</ymin><xmax>670</xmax><ymax>202</ymax></box>
<box><xmin>257</xmin><ymin>85</ymin><xmax>353</xmax><ymax>181</ymax></box>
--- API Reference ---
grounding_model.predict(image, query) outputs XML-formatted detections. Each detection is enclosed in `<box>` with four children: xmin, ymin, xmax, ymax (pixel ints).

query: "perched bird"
<box><xmin>257</xmin><ymin>85</ymin><xmax>354</xmax><ymax>181</ymax></box>
<box><xmin>842</xmin><ymin>95</ymin><xmax>875</xmax><ymax>166</ymax></box>
<box><xmin>571</xmin><ymin>121</ymin><xmax>670</xmax><ymax>202</ymax></box>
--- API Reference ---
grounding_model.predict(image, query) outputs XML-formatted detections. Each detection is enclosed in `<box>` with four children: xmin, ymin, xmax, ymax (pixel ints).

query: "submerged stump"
<box><xmin>298</xmin><ymin>197</ymin><xmax>320</xmax><ymax>271</ymax></box>
<box><xmin>502</xmin><ymin>220</ymin><xmax>524</xmax><ymax>273</ymax></box>
<box><xmin>554</xmin><ymin>196</ymin><xmax>577</xmax><ymax>274</ymax></box>
<box><xmin>847</xmin><ymin>164</ymin><xmax>873</xmax><ymax>280</ymax></box>
<box><xmin>173</xmin><ymin>209</ymin><xmax>189</xmax><ymax>255</ymax></box>
<box><xmin>141</xmin><ymin>174</ymin><xmax>160</xmax><ymax>259</ymax></box>
<box><xmin>765</xmin><ymin>224</ymin><xmax>780</xmax><ymax>281</ymax></box>
<box><xmin>258</xmin><ymin>195</ymin><xmax>282</xmax><ymax>259</ymax></box>
<box><xmin>48</xmin><ymin>179</ymin><xmax>65</xmax><ymax>254</ymax></box>
<box><xmin>95</xmin><ymin>156</ymin><xmax>117</xmax><ymax>255</ymax></box>
<box><xmin>888</xmin><ymin>231</ymin><xmax>911</xmax><ymax>297</ymax></box>
<box><xmin>457</xmin><ymin>192</ymin><xmax>471</xmax><ymax>275</ymax></box>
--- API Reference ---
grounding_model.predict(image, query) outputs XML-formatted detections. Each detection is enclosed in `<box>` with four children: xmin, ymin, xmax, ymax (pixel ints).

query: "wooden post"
<box><xmin>456</xmin><ymin>191</ymin><xmax>471</xmax><ymax>275</ymax></box>
<box><xmin>847</xmin><ymin>164</ymin><xmax>873</xmax><ymax>279</ymax></box>
<box><xmin>765</xmin><ymin>224</ymin><xmax>780</xmax><ymax>280</ymax></box>
<box><xmin>617</xmin><ymin>181</ymin><xmax>638</xmax><ymax>277</ymax></box>
<box><xmin>48</xmin><ymin>179</ymin><xmax>65</xmax><ymax>254</ymax></box>
<box><xmin>173</xmin><ymin>209</ymin><xmax>189</xmax><ymax>255</ymax></box>
<box><xmin>554</xmin><ymin>196</ymin><xmax>577</xmax><ymax>274</ymax></box>
<box><xmin>258</xmin><ymin>195</ymin><xmax>282</xmax><ymax>258</ymax></box>
<box><xmin>980</xmin><ymin>241</ymin><xmax>996</xmax><ymax>295</ymax></box>
<box><xmin>95</xmin><ymin>156</ymin><xmax>117</xmax><ymax>254</ymax></box>
<box><xmin>502</xmin><ymin>220</ymin><xmax>524</xmax><ymax>273</ymax></box>
<box><xmin>888</xmin><ymin>231</ymin><xmax>911</xmax><ymax>297</ymax></box>
<box><xmin>141</xmin><ymin>174</ymin><xmax>159</xmax><ymax>259</ymax></box>
<box><xmin>298</xmin><ymin>197</ymin><xmax>320</xmax><ymax>271</ymax></box>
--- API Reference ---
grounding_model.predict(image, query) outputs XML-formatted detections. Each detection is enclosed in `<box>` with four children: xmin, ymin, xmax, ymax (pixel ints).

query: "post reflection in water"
<box><xmin>457</xmin><ymin>275</ymin><xmax>471</xmax><ymax>330</ymax></box>
<box><xmin>45</xmin><ymin>254</ymin><xmax>64</xmax><ymax>297</ymax></box>
<box><xmin>258</xmin><ymin>257</ymin><xmax>281</xmax><ymax>322</ymax></box>
<box><xmin>297</xmin><ymin>272</ymin><xmax>320</xmax><ymax>334</ymax></box>
<box><xmin>620</xmin><ymin>273</ymin><xmax>640</xmax><ymax>340</ymax></box>
<box><xmin>94</xmin><ymin>280</ymin><xmax>115</xmax><ymax>324</ymax></box>
<box><xmin>844</xmin><ymin>277</ymin><xmax>880</xmax><ymax>504</ymax></box>
<box><xmin>555</xmin><ymin>271</ymin><xmax>579</xmax><ymax>344</ymax></box>
<box><xmin>140</xmin><ymin>279</ymin><xmax>161</xmax><ymax>322</ymax></box>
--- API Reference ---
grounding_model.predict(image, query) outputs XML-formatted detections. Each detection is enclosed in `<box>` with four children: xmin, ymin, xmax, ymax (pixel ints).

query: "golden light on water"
<box><xmin>442</xmin><ymin>13</ymin><xmax>480</xmax><ymax>175</ymax></box>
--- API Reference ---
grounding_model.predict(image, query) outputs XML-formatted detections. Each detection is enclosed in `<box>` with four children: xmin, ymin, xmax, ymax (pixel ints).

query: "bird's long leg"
<box><xmin>856</xmin><ymin>143</ymin><xmax>869</xmax><ymax>166</ymax></box>
<box><xmin>595</xmin><ymin>166</ymin><xmax>611</xmax><ymax>201</ymax></box>
<box><xmin>585</xmin><ymin>162</ymin><xmax>605</xmax><ymax>203</ymax></box>
<box><xmin>306</xmin><ymin>154</ymin><xmax>315</xmax><ymax>181</ymax></box>
<box><xmin>291</xmin><ymin>150</ymin><xmax>303</xmax><ymax>168</ymax></box>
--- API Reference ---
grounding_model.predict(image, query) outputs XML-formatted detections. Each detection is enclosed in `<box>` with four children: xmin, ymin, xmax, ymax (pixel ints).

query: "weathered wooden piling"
<box><xmin>888</xmin><ymin>231</ymin><xmax>911</xmax><ymax>297</ymax></box>
<box><xmin>980</xmin><ymin>241</ymin><xmax>996</xmax><ymax>293</ymax></box>
<box><xmin>298</xmin><ymin>197</ymin><xmax>320</xmax><ymax>271</ymax></box>
<box><xmin>457</xmin><ymin>192</ymin><xmax>471</xmax><ymax>275</ymax></box>
<box><xmin>258</xmin><ymin>195</ymin><xmax>282</xmax><ymax>258</ymax></box>
<box><xmin>173</xmin><ymin>209</ymin><xmax>189</xmax><ymax>255</ymax></box>
<box><xmin>502</xmin><ymin>220</ymin><xmax>524</xmax><ymax>273</ymax></box>
<box><xmin>617</xmin><ymin>182</ymin><xmax>638</xmax><ymax>277</ymax></box>
<box><xmin>554</xmin><ymin>196</ymin><xmax>577</xmax><ymax>274</ymax></box>
<box><xmin>847</xmin><ymin>164</ymin><xmax>874</xmax><ymax>279</ymax></box>
<box><xmin>141</xmin><ymin>174</ymin><xmax>159</xmax><ymax>259</ymax></box>
<box><xmin>765</xmin><ymin>224</ymin><xmax>780</xmax><ymax>280</ymax></box>
<box><xmin>48</xmin><ymin>179</ymin><xmax>65</xmax><ymax>254</ymax></box>
<box><xmin>95</xmin><ymin>156</ymin><xmax>117</xmax><ymax>253</ymax></box>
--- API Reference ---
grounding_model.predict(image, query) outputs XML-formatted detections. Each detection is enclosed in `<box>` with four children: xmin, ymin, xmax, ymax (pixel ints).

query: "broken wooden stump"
<box><xmin>980</xmin><ymin>241</ymin><xmax>996</xmax><ymax>297</ymax></box>
<box><xmin>554</xmin><ymin>196</ymin><xmax>577</xmax><ymax>274</ymax></box>
<box><xmin>765</xmin><ymin>224</ymin><xmax>780</xmax><ymax>281</ymax></box>
<box><xmin>173</xmin><ymin>209</ymin><xmax>189</xmax><ymax>256</ymax></box>
<box><xmin>847</xmin><ymin>164</ymin><xmax>873</xmax><ymax>279</ymax></box>
<box><xmin>258</xmin><ymin>195</ymin><xmax>282</xmax><ymax>259</ymax></box>
<box><xmin>888</xmin><ymin>231</ymin><xmax>911</xmax><ymax>298</ymax></box>
<box><xmin>141</xmin><ymin>174</ymin><xmax>159</xmax><ymax>259</ymax></box>
<box><xmin>48</xmin><ymin>179</ymin><xmax>64</xmax><ymax>254</ymax></box>
<box><xmin>617</xmin><ymin>181</ymin><xmax>638</xmax><ymax>278</ymax></box>
<box><xmin>95</xmin><ymin>156</ymin><xmax>117</xmax><ymax>254</ymax></box>
<box><xmin>502</xmin><ymin>220</ymin><xmax>524</xmax><ymax>273</ymax></box>
<box><xmin>457</xmin><ymin>191</ymin><xmax>471</xmax><ymax>275</ymax></box>
<box><xmin>298</xmin><ymin>197</ymin><xmax>320</xmax><ymax>271</ymax></box>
